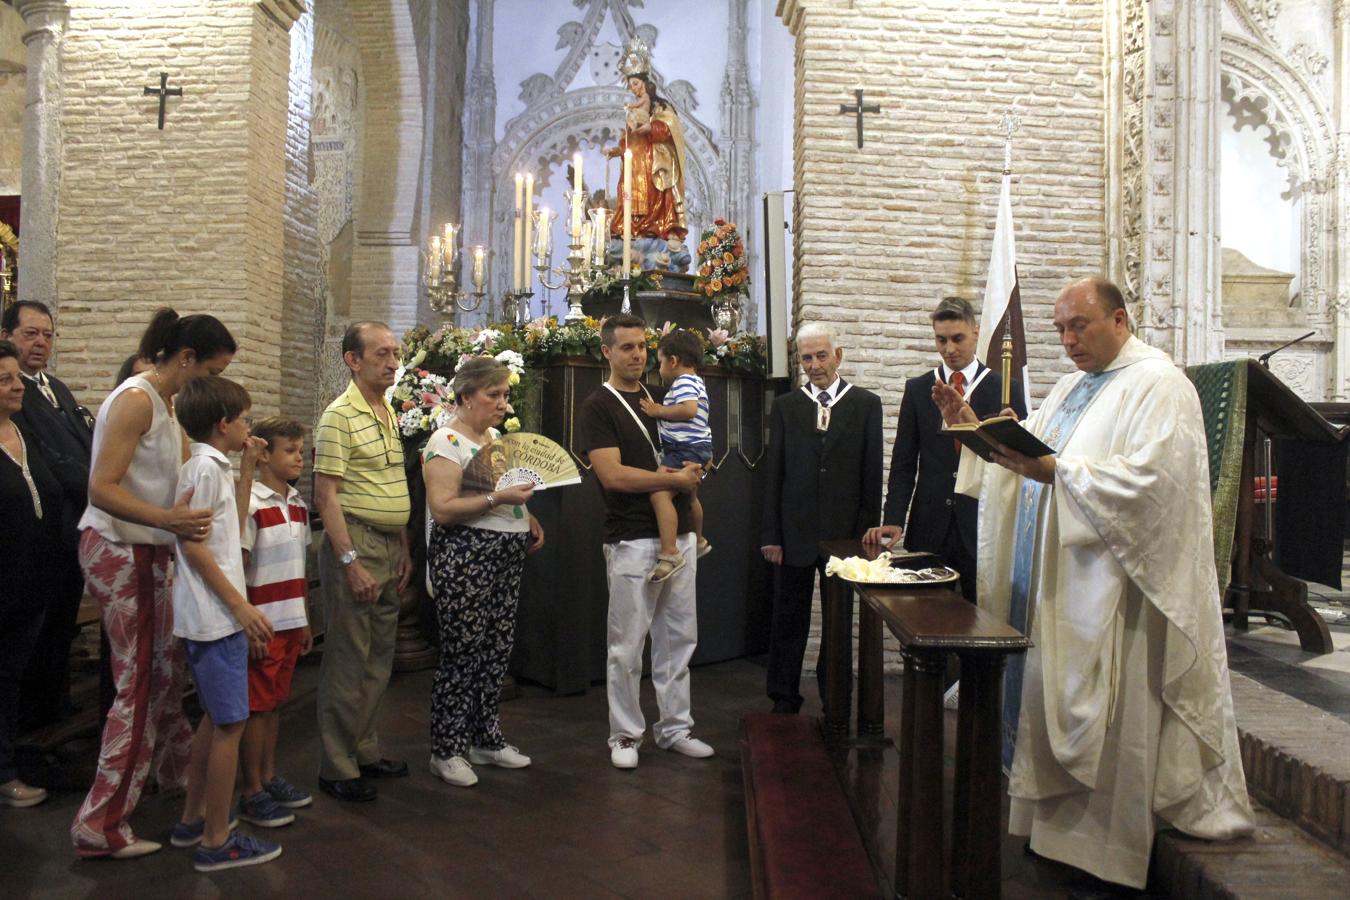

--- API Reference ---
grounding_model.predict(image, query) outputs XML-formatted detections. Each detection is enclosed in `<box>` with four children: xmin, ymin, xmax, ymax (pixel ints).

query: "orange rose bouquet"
<box><xmin>693</xmin><ymin>218</ymin><xmax>749</xmax><ymax>303</ymax></box>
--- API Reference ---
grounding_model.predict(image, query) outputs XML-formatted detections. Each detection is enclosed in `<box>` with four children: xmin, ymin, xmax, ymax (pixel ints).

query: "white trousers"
<box><xmin>602</xmin><ymin>533</ymin><xmax>698</xmax><ymax>748</ymax></box>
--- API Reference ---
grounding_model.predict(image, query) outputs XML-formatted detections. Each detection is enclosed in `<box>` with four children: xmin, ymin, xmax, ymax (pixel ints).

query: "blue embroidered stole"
<box><xmin>1002</xmin><ymin>368</ymin><xmax>1122</xmax><ymax>770</ymax></box>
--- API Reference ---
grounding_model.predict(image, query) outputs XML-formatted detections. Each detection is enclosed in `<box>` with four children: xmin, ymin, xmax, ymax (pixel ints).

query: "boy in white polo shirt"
<box><xmin>168</xmin><ymin>376</ymin><xmax>281</xmax><ymax>872</ymax></box>
<box><xmin>238</xmin><ymin>417</ymin><xmax>313</xmax><ymax>824</ymax></box>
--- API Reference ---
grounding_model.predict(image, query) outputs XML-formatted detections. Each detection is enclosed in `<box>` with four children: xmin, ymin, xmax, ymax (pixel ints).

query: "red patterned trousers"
<box><xmin>70</xmin><ymin>530</ymin><xmax>193</xmax><ymax>856</ymax></box>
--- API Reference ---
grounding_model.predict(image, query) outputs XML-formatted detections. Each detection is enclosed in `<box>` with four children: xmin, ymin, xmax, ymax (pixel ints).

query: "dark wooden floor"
<box><xmin>2</xmin><ymin>657</ymin><xmax>1151</xmax><ymax>898</ymax></box>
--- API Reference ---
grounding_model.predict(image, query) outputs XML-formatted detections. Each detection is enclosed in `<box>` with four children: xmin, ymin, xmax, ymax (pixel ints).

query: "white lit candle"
<box><xmin>427</xmin><ymin>236</ymin><xmax>443</xmax><ymax>288</ymax></box>
<box><xmin>523</xmin><ymin>172</ymin><xmax>535</xmax><ymax>289</ymax></box>
<box><xmin>572</xmin><ymin>151</ymin><xmax>584</xmax><ymax>239</ymax></box>
<box><xmin>512</xmin><ymin>172</ymin><xmax>524</xmax><ymax>292</ymax></box>
<box><xmin>622</xmin><ymin>148</ymin><xmax>632</xmax><ymax>276</ymax></box>
<box><xmin>471</xmin><ymin>245</ymin><xmax>487</xmax><ymax>292</ymax></box>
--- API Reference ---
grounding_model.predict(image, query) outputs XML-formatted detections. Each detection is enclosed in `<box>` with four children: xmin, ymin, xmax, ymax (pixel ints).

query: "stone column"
<box><xmin>14</xmin><ymin>0</ymin><xmax>68</xmax><ymax>310</ymax></box>
<box><xmin>721</xmin><ymin>0</ymin><xmax>757</xmax><ymax>331</ymax></box>
<box><xmin>1108</xmin><ymin>0</ymin><xmax>1223</xmax><ymax>364</ymax></box>
<box><xmin>460</xmin><ymin>0</ymin><xmax>496</xmax><ymax>321</ymax></box>
<box><xmin>1333</xmin><ymin>0</ymin><xmax>1350</xmax><ymax>398</ymax></box>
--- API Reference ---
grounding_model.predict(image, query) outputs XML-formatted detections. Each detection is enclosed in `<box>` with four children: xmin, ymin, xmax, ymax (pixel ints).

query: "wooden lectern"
<box><xmin>1189</xmin><ymin>359</ymin><xmax>1344</xmax><ymax>655</ymax></box>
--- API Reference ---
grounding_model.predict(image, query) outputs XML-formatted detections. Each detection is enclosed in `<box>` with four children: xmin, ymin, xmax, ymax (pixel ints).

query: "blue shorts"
<box><xmin>661</xmin><ymin>441</ymin><xmax>713</xmax><ymax>468</ymax></box>
<box><xmin>184</xmin><ymin>631</ymin><xmax>250</xmax><ymax>725</ymax></box>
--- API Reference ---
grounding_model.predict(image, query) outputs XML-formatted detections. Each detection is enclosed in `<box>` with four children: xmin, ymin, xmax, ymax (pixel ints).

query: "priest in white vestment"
<box><xmin>937</xmin><ymin>277</ymin><xmax>1253</xmax><ymax>889</ymax></box>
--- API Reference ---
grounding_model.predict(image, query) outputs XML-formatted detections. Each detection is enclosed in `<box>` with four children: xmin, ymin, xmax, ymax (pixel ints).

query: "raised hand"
<box><xmin>932</xmin><ymin>382</ymin><xmax>979</xmax><ymax>427</ymax></box>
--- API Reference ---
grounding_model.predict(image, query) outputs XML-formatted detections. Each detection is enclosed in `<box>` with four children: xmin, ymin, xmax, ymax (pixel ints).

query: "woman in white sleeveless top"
<box><xmin>71</xmin><ymin>309</ymin><xmax>236</xmax><ymax>860</ymax></box>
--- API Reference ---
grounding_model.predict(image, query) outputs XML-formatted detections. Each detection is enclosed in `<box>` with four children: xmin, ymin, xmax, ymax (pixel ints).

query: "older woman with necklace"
<box><xmin>422</xmin><ymin>357</ymin><xmax>544</xmax><ymax>788</ymax></box>
<box><xmin>0</xmin><ymin>340</ymin><xmax>62</xmax><ymax>810</ymax></box>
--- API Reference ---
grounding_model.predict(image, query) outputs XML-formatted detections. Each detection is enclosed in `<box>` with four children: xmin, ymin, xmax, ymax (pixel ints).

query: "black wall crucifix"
<box><xmin>143</xmin><ymin>72</ymin><xmax>183</xmax><ymax>130</ymax></box>
<box><xmin>838</xmin><ymin>89</ymin><xmax>881</xmax><ymax>149</ymax></box>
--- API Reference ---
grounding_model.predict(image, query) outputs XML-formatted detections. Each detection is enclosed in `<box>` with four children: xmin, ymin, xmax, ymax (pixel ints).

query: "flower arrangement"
<box><xmin>693</xmin><ymin>218</ymin><xmax>749</xmax><ymax>302</ymax></box>
<box><xmin>392</xmin><ymin>317</ymin><xmax>767</xmax><ymax>446</ymax></box>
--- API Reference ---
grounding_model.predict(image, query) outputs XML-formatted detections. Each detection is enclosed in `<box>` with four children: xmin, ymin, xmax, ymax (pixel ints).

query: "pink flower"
<box><xmin>708</xmin><ymin>328</ymin><xmax>730</xmax><ymax>347</ymax></box>
<box><xmin>420</xmin><ymin>392</ymin><xmax>437</xmax><ymax>406</ymax></box>
<box><xmin>661</xmin><ymin>320</ymin><xmax>676</xmax><ymax>335</ymax></box>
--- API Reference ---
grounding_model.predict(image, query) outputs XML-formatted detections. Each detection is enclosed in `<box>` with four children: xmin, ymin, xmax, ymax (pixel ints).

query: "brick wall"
<box><xmin>54</xmin><ymin>1</ymin><xmax>295</xmax><ymax>415</ymax></box>
<box><xmin>782</xmin><ymin>0</ymin><xmax>1108</xmax><ymax>670</ymax></box>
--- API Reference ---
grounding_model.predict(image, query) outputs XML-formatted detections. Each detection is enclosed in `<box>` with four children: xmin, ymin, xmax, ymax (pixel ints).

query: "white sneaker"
<box><xmin>610</xmin><ymin>737</ymin><xmax>639</xmax><ymax>769</ymax></box>
<box><xmin>665</xmin><ymin>736</ymin><xmax>715</xmax><ymax>758</ymax></box>
<box><xmin>429</xmin><ymin>755</ymin><xmax>478</xmax><ymax>787</ymax></box>
<box><xmin>468</xmin><ymin>745</ymin><xmax>531</xmax><ymax>769</ymax></box>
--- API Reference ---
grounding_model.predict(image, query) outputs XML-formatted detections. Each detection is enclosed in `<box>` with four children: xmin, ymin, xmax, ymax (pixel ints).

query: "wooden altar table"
<box><xmin>818</xmin><ymin>539</ymin><xmax>1031</xmax><ymax>900</ymax></box>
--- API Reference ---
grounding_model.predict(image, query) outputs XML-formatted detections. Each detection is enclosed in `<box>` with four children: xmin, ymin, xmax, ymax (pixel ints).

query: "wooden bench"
<box><xmin>741</xmin><ymin>713</ymin><xmax>881</xmax><ymax>899</ymax></box>
<box><xmin>818</xmin><ymin>539</ymin><xmax>1032</xmax><ymax>900</ymax></box>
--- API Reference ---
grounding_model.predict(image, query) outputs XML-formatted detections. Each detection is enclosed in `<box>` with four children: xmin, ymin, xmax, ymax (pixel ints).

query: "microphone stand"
<box><xmin>1257</xmin><ymin>330</ymin><xmax>1315</xmax><ymax>368</ymax></box>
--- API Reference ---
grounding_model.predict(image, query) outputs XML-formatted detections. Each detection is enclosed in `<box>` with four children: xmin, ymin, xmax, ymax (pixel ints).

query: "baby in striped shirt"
<box><xmin>639</xmin><ymin>329</ymin><xmax>713</xmax><ymax>583</ymax></box>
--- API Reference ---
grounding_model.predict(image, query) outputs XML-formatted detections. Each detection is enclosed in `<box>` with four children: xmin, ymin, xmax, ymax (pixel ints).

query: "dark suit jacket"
<box><xmin>761</xmin><ymin>383</ymin><xmax>884</xmax><ymax>568</ymax></box>
<box><xmin>882</xmin><ymin>364</ymin><xmax>1026</xmax><ymax>557</ymax></box>
<box><xmin>12</xmin><ymin>371</ymin><xmax>94</xmax><ymax>552</ymax></box>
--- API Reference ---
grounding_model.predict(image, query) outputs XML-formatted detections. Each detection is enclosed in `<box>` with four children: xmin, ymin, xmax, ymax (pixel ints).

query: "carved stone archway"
<box><xmin>1218</xmin><ymin>12</ymin><xmax>1342</xmax><ymax>398</ymax></box>
<box><xmin>487</xmin><ymin>85</ymin><xmax>722</xmax><ymax>299</ymax></box>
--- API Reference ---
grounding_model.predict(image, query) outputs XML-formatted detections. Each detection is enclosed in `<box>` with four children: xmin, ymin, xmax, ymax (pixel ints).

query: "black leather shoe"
<box><xmin>318</xmin><ymin>777</ymin><xmax>376</xmax><ymax>801</ymax></box>
<box><xmin>358</xmin><ymin>758</ymin><xmax>409</xmax><ymax>779</ymax></box>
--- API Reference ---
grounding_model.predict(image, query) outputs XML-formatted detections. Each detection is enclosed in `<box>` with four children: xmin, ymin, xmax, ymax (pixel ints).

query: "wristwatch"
<box><xmin>339</xmin><ymin>549</ymin><xmax>359</xmax><ymax>567</ymax></box>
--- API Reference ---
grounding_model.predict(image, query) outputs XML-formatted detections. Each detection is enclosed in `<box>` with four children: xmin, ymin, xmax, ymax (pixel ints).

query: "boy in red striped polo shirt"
<box><xmin>238</xmin><ymin>418</ymin><xmax>313</xmax><ymax>825</ymax></box>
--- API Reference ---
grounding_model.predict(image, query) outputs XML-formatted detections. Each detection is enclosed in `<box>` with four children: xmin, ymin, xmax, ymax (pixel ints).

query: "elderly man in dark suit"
<box><xmin>864</xmin><ymin>296</ymin><xmax>1027</xmax><ymax>602</ymax></box>
<box><xmin>760</xmin><ymin>322</ymin><xmax>883</xmax><ymax>715</ymax></box>
<box><xmin>2</xmin><ymin>300</ymin><xmax>95</xmax><ymax>727</ymax></box>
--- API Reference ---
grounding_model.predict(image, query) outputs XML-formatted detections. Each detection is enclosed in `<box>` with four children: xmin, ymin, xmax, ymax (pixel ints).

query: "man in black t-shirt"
<box><xmin>578</xmin><ymin>314</ymin><xmax>708</xmax><ymax>770</ymax></box>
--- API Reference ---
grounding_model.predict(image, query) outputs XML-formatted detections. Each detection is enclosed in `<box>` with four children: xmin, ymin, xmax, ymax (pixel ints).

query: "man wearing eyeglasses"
<box><xmin>312</xmin><ymin>321</ymin><xmax>413</xmax><ymax>802</ymax></box>
<box><xmin>1</xmin><ymin>300</ymin><xmax>94</xmax><ymax>730</ymax></box>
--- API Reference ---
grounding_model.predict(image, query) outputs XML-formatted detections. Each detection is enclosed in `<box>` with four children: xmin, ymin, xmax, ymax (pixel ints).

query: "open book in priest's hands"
<box><xmin>939</xmin><ymin>416</ymin><xmax>1054</xmax><ymax>463</ymax></box>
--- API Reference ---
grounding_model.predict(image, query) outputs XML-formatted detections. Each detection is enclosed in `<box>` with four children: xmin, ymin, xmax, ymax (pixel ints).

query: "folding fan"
<box><xmin>459</xmin><ymin>432</ymin><xmax>583</xmax><ymax>495</ymax></box>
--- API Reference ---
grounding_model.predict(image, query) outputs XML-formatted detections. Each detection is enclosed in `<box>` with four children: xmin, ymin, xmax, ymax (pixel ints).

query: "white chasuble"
<box><xmin>955</xmin><ymin>336</ymin><xmax>1253</xmax><ymax>888</ymax></box>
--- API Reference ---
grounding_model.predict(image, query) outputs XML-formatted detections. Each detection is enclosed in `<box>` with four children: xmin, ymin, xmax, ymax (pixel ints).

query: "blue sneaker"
<box><xmin>265</xmin><ymin>775</ymin><xmax>312</xmax><ymax>809</ymax></box>
<box><xmin>237</xmin><ymin>789</ymin><xmax>295</xmax><ymax>828</ymax></box>
<box><xmin>193</xmin><ymin>832</ymin><xmax>282</xmax><ymax>872</ymax></box>
<box><xmin>169</xmin><ymin>815</ymin><xmax>239</xmax><ymax>848</ymax></box>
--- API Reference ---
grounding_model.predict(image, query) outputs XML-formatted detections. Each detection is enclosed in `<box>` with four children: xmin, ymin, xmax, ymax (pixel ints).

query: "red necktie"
<box><xmin>950</xmin><ymin>371</ymin><xmax>966</xmax><ymax>454</ymax></box>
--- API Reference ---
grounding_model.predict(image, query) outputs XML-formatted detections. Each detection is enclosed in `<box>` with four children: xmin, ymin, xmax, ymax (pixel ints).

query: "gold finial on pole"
<box><xmin>1000</xmin><ymin>108</ymin><xmax>1020</xmax><ymax>408</ymax></box>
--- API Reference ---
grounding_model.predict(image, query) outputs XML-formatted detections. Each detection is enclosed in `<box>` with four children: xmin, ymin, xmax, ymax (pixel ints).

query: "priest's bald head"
<box><xmin>1054</xmin><ymin>277</ymin><xmax>1131</xmax><ymax>373</ymax></box>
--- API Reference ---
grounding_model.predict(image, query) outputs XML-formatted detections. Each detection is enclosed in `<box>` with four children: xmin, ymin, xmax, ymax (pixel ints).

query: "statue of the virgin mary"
<box><xmin>605</xmin><ymin>38</ymin><xmax>691</xmax><ymax>273</ymax></box>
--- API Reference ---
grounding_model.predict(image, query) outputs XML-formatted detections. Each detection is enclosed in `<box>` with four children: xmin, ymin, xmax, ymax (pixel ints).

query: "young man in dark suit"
<box><xmin>2</xmin><ymin>300</ymin><xmax>95</xmax><ymax>727</ymax></box>
<box><xmin>864</xmin><ymin>297</ymin><xmax>1027</xmax><ymax>602</ymax></box>
<box><xmin>760</xmin><ymin>322</ymin><xmax>883</xmax><ymax>714</ymax></box>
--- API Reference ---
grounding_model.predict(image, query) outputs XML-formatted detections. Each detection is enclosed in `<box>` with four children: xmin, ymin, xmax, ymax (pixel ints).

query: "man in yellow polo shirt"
<box><xmin>313</xmin><ymin>321</ymin><xmax>413</xmax><ymax>801</ymax></box>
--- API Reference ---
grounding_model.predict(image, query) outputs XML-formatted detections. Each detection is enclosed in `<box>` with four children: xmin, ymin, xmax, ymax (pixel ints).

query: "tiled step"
<box><xmin>1153</xmin><ymin>803</ymin><xmax>1350</xmax><ymax>899</ymax></box>
<box><xmin>1229</xmin><ymin>672</ymin><xmax>1350</xmax><ymax>855</ymax></box>
<box><xmin>1146</xmin><ymin>672</ymin><xmax>1350</xmax><ymax>897</ymax></box>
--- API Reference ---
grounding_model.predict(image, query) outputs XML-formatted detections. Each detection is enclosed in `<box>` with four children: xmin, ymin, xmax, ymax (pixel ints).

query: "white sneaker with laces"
<box><xmin>665</xmin><ymin>736</ymin><xmax>715</xmax><ymax>758</ymax></box>
<box><xmin>429</xmin><ymin>755</ymin><xmax>478</xmax><ymax>787</ymax></box>
<box><xmin>610</xmin><ymin>737</ymin><xmax>639</xmax><ymax>769</ymax></box>
<box><xmin>468</xmin><ymin>745</ymin><xmax>531</xmax><ymax>768</ymax></box>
